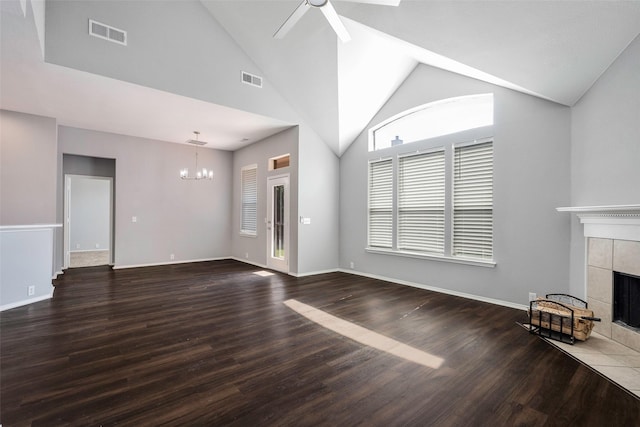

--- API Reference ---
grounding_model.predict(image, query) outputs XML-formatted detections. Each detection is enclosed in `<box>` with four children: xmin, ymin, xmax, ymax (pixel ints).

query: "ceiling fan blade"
<box><xmin>274</xmin><ymin>1</ymin><xmax>311</xmax><ymax>39</ymax></box>
<box><xmin>320</xmin><ymin>1</ymin><xmax>351</xmax><ymax>42</ymax></box>
<box><xmin>337</xmin><ymin>0</ymin><xmax>401</xmax><ymax>6</ymax></box>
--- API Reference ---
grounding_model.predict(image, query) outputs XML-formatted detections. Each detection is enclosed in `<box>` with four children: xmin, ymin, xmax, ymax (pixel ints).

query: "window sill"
<box><xmin>365</xmin><ymin>247</ymin><xmax>496</xmax><ymax>268</ymax></box>
<box><xmin>240</xmin><ymin>232</ymin><xmax>257</xmax><ymax>238</ymax></box>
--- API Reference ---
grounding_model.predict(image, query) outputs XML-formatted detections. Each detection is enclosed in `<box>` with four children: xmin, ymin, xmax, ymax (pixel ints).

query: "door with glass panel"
<box><xmin>266</xmin><ymin>175</ymin><xmax>289</xmax><ymax>273</ymax></box>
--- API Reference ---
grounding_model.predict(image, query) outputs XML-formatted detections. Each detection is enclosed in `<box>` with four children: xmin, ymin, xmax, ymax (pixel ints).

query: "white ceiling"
<box><xmin>2</xmin><ymin>0</ymin><xmax>640</xmax><ymax>155</ymax></box>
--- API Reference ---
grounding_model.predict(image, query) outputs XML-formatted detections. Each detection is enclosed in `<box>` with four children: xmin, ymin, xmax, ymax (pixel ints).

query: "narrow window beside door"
<box><xmin>240</xmin><ymin>165</ymin><xmax>258</xmax><ymax>236</ymax></box>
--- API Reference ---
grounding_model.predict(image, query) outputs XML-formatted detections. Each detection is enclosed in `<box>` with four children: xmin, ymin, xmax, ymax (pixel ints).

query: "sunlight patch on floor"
<box><xmin>284</xmin><ymin>299</ymin><xmax>444</xmax><ymax>369</ymax></box>
<box><xmin>253</xmin><ymin>270</ymin><xmax>275</xmax><ymax>277</ymax></box>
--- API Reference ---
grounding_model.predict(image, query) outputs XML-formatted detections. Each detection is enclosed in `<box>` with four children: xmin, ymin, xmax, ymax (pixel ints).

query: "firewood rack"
<box><xmin>528</xmin><ymin>294</ymin><xmax>601</xmax><ymax>344</ymax></box>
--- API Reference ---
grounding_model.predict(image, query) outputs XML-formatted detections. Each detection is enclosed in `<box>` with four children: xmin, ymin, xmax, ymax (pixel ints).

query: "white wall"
<box><xmin>231</xmin><ymin>127</ymin><xmax>298</xmax><ymax>271</ymax></box>
<box><xmin>340</xmin><ymin>64</ymin><xmax>572</xmax><ymax>307</ymax></box>
<box><xmin>59</xmin><ymin>126</ymin><xmax>233</xmax><ymax>268</ymax></box>
<box><xmin>568</xmin><ymin>34</ymin><xmax>640</xmax><ymax>297</ymax></box>
<box><xmin>69</xmin><ymin>176</ymin><xmax>111</xmax><ymax>252</ymax></box>
<box><xmin>1</xmin><ymin>226</ymin><xmax>55</xmax><ymax>309</ymax></box>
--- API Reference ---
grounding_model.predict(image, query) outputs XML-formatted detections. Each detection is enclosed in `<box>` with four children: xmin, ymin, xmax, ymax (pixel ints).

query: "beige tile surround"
<box><xmin>587</xmin><ymin>237</ymin><xmax>640</xmax><ymax>353</ymax></box>
<box><xmin>550</xmin><ymin>332</ymin><xmax>640</xmax><ymax>398</ymax></box>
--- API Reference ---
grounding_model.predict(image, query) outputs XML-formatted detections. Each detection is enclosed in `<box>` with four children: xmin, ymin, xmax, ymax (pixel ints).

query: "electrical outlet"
<box><xmin>529</xmin><ymin>292</ymin><xmax>537</xmax><ymax>302</ymax></box>
<box><xmin>132</xmin><ymin>216</ymin><xmax>137</xmax><ymax>223</ymax></box>
<box><xmin>95</xmin><ymin>243</ymin><xmax>100</xmax><ymax>249</ymax></box>
<box><xmin>170</xmin><ymin>254</ymin><xmax>175</xmax><ymax>260</ymax></box>
<box><xmin>28</xmin><ymin>285</ymin><xmax>35</xmax><ymax>296</ymax></box>
<box><xmin>76</xmin><ymin>243</ymin><xmax>80</xmax><ymax>249</ymax></box>
<box><xmin>349</xmin><ymin>261</ymin><xmax>355</xmax><ymax>269</ymax></box>
<box><xmin>245</xmin><ymin>252</ymin><xmax>249</xmax><ymax>259</ymax></box>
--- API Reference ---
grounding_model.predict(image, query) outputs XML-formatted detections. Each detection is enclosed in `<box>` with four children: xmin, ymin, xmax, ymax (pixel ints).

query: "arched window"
<box><xmin>369</xmin><ymin>94</ymin><xmax>494</xmax><ymax>152</ymax></box>
<box><xmin>367</xmin><ymin>94</ymin><xmax>495</xmax><ymax>265</ymax></box>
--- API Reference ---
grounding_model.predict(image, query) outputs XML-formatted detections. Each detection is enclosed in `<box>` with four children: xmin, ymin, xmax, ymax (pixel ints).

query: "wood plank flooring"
<box><xmin>2</xmin><ymin>260</ymin><xmax>639</xmax><ymax>426</ymax></box>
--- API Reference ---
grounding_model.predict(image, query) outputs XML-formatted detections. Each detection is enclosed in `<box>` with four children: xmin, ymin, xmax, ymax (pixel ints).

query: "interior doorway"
<box><xmin>266</xmin><ymin>174</ymin><xmax>289</xmax><ymax>273</ymax></box>
<box><xmin>64</xmin><ymin>175</ymin><xmax>113</xmax><ymax>268</ymax></box>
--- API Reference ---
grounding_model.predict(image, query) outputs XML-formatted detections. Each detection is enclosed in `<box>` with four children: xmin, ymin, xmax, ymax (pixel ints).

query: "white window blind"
<box><xmin>453</xmin><ymin>141</ymin><xmax>493</xmax><ymax>259</ymax></box>
<box><xmin>398</xmin><ymin>151</ymin><xmax>445</xmax><ymax>254</ymax></box>
<box><xmin>241</xmin><ymin>166</ymin><xmax>257</xmax><ymax>235</ymax></box>
<box><xmin>368</xmin><ymin>159</ymin><xmax>393</xmax><ymax>248</ymax></box>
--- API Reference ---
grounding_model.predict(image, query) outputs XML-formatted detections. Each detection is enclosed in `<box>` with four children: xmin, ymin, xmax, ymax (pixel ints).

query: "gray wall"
<box><xmin>0</xmin><ymin>109</ymin><xmax>57</xmax><ymax>225</ymax></box>
<box><xmin>1</xmin><ymin>110</ymin><xmax>59</xmax><ymax>307</ymax></box>
<box><xmin>568</xmin><ymin>34</ymin><xmax>640</xmax><ymax>297</ymax></box>
<box><xmin>297</xmin><ymin>125</ymin><xmax>340</xmax><ymax>274</ymax></box>
<box><xmin>59</xmin><ymin>126</ymin><xmax>233</xmax><ymax>268</ymax></box>
<box><xmin>231</xmin><ymin>127</ymin><xmax>299</xmax><ymax>272</ymax></box>
<box><xmin>340</xmin><ymin>64</ymin><xmax>572</xmax><ymax>307</ymax></box>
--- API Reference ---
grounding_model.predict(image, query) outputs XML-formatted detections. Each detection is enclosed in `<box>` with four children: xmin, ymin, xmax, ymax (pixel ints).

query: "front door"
<box><xmin>266</xmin><ymin>175</ymin><xmax>289</xmax><ymax>273</ymax></box>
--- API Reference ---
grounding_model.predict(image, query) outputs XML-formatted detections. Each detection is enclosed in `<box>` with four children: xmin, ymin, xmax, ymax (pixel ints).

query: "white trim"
<box><xmin>366</xmin><ymin>247</ymin><xmax>496</xmax><ymax>268</ymax></box>
<box><xmin>0</xmin><ymin>224</ymin><xmax>62</xmax><ymax>231</ymax></box>
<box><xmin>558</xmin><ymin>205</ymin><xmax>640</xmax><ymax>241</ymax></box>
<box><xmin>239</xmin><ymin>232</ymin><xmax>258</xmax><ymax>238</ymax></box>
<box><xmin>556</xmin><ymin>204</ymin><xmax>640</xmax><ymax>213</ymax></box>
<box><xmin>113</xmin><ymin>257</ymin><xmax>227</xmax><ymax>270</ymax></box>
<box><xmin>69</xmin><ymin>249</ymin><xmax>110</xmax><ymax>253</ymax></box>
<box><xmin>229</xmin><ymin>257</ymin><xmax>268</xmax><ymax>269</ymax></box>
<box><xmin>336</xmin><ymin>268</ymin><xmax>526</xmax><ymax>311</ymax></box>
<box><xmin>0</xmin><ymin>291</ymin><xmax>53</xmax><ymax>312</ymax></box>
<box><xmin>289</xmin><ymin>268</ymin><xmax>341</xmax><ymax>277</ymax></box>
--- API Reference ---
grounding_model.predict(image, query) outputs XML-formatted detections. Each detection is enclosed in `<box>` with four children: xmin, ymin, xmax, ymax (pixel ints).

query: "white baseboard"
<box><xmin>229</xmin><ymin>257</ymin><xmax>268</xmax><ymax>269</ymax></box>
<box><xmin>113</xmin><ymin>257</ymin><xmax>229</xmax><ymax>270</ymax></box>
<box><xmin>0</xmin><ymin>291</ymin><xmax>53</xmax><ymax>312</ymax></box>
<box><xmin>290</xmin><ymin>268</ymin><xmax>340</xmax><ymax>277</ymax></box>
<box><xmin>336</xmin><ymin>268</ymin><xmax>528</xmax><ymax>311</ymax></box>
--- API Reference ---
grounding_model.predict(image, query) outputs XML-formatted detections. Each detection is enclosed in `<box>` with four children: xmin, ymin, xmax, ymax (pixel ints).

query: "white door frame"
<box><xmin>64</xmin><ymin>174</ymin><xmax>114</xmax><ymax>269</ymax></box>
<box><xmin>266</xmin><ymin>174</ymin><xmax>289</xmax><ymax>273</ymax></box>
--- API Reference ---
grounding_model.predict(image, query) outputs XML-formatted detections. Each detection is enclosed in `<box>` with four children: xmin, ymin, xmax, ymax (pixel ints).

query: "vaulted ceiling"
<box><xmin>2</xmin><ymin>1</ymin><xmax>640</xmax><ymax>156</ymax></box>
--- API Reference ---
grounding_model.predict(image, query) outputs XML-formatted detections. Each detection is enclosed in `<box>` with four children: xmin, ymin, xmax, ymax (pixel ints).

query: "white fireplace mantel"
<box><xmin>557</xmin><ymin>204</ymin><xmax>640</xmax><ymax>241</ymax></box>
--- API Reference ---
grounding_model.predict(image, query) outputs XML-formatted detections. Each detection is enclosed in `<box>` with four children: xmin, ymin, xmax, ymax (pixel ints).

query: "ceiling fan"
<box><xmin>274</xmin><ymin>0</ymin><xmax>401</xmax><ymax>43</ymax></box>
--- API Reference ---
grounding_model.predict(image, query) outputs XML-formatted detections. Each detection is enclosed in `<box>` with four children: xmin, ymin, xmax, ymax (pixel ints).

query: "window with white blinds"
<box><xmin>368</xmin><ymin>159</ymin><xmax>393</xmax><ymax>248</ymax></box>
<box><xmin>398</xmin><ymin>151</ymin><xmax>445</xmax><ymax>254</ymax></box>
<box><xmin>453</xmin><ymin>142</ymin><xmax>493</xmax><ymax>259</ymax></box>
<box><xmin>240</xmin><ymin>165</ymin><xmax>257</xmax><ymax>235</ymax></box>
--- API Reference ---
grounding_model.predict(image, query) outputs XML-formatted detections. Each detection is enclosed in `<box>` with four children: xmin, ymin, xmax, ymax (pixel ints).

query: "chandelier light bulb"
<box><xmin>180</xmin><ymin>131</ymin><xmax>214</xmax><ymax>181</ymax></box>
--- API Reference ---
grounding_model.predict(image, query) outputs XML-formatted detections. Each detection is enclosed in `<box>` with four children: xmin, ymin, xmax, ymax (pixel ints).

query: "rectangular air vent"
<box><xmin>241</xmin><ymin>71</ymin><xmax>263</xmax><ymax>88</ymax></box>
<box><xmin>89</xmin><ymin>19</ymin><xmax>127</xmax><ymax>46</ymax></box>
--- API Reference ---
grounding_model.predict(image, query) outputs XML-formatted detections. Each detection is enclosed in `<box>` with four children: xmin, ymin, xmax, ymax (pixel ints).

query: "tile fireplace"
<box><xmin>559</xmin><ymin>204</ymin><xmax>640</xmax><ymax>352</ymax></box>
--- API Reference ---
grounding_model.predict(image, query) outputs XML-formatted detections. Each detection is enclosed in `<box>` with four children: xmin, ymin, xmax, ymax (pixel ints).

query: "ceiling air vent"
<box><xmin>241</xmin><ymin>71</ymin><xmax>263</xmax><ymax>88</ymax></box>
<box><xmin>89</xmin><ymin>19</ymin><xmax>127</xmax><ymax>46</ymax></box>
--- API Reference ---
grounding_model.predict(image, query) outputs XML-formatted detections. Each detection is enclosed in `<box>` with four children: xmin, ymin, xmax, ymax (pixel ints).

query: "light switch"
<box><xmin>132</xmin><ymin>216</ymin><xmax>137</xmax><ymax>223</ymax></box>
<box><xmin>303</xmin><ymin>217</ymin><xmax>311</xmax><ymax>225</ymax></box>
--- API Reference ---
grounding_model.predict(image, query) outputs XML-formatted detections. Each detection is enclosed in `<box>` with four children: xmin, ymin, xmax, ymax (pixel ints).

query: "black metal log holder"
<box><xmin>528</xmin><ymin>294</ymin><xmax>601</xmax><ymax>345</ymax></box>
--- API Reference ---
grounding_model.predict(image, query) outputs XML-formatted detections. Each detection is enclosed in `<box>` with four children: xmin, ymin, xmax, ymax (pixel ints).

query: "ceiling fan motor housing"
<box><xmin>308</xmin><ymin>0</ymin><xmax>329</xmax><ymax>7</ymax></box>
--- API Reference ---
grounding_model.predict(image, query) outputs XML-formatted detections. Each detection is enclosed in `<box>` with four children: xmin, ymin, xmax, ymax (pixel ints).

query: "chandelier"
<box><xmin>180</xmin><ymin>131</ymin><xmax>214</xmax><ymax>180</ymax></box>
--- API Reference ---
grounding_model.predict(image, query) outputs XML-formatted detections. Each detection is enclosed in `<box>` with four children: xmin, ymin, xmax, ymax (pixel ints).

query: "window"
<box><xmin>268</xmin><ymin>154</ymin><xmax>290</xmax><ymax>171</ymax></box>
<box><xmin>398</xmin><ymin>150</ymin><xmax>445</xmax><ymax>254</ymax></box>
<box><xmin>368</xmin><ymin>159</ymin><xmax>393</xmax><ymax>248</ymax></box>
<box><xmin>453</xmin><ymin>142</ymin><xmax>493</xmax><ymax>259</ymax></box>
<box><xmin>366</xmin><ymin>94</ymin><xmax>494</xmax><ymax>265</ymax></box>
<box><xmin>369</xmin><ymin>94</ymin><xmax>493</xmax><ymax>152</ymax></box>
<box><xmin>240</xmin><ymin>165</ymin><xmax>257</xmax><ymax>236</ymax></box>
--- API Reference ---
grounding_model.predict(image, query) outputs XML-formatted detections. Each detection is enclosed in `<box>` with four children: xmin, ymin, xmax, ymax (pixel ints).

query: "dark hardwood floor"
<box><xmin>2</xmin><ymin>260</ymin><xmax>639</xmax><ymax>426</ymax></box>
